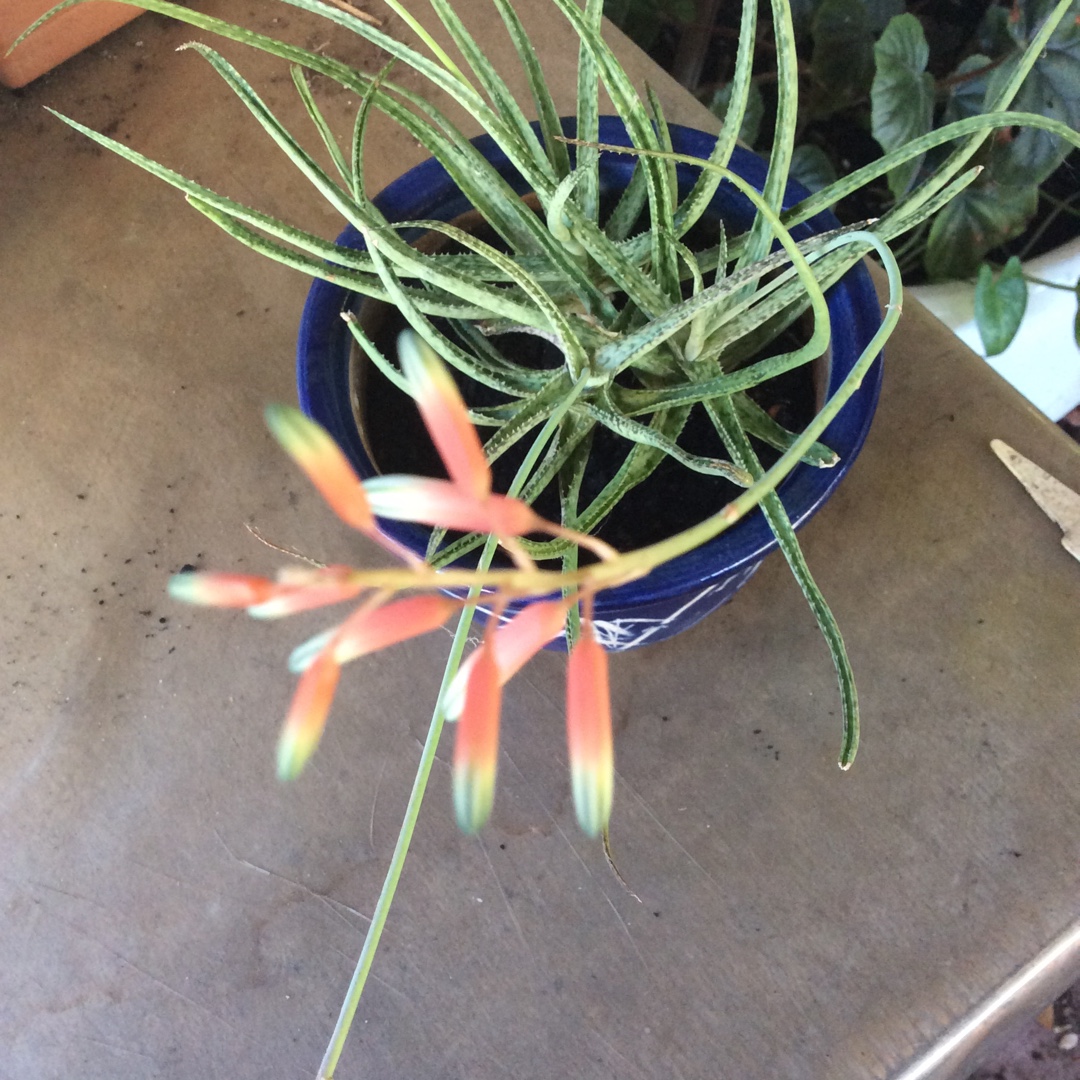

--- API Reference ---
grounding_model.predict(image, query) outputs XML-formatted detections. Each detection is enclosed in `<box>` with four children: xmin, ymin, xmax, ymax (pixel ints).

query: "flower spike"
<box><xmin>452</xmin><ymin>642</ymin><xmax>502</xmax><ymax>833</ymax></box>
<box><xmin>397</xmin><ymin>331</ymin><xmax>491</xmax><ymax>501</ymax></box>
<box><xmin>277</xmin><ymin>649</ymin><xmax>341</xmax><ymax>781</ymax></box>
<box><xmin>264</xmin><ymin>403</ymin><xmax>376</xmax><ymax>534</ymax></box>
<box><xmin>565</xmin><ymin>623</ymin><xmax>614</xmax><ymax>838</ymax></box>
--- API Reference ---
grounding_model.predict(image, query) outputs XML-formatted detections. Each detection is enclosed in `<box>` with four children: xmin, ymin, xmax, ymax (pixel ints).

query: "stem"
<box><xmin>316</xmin><ymin>579</ymin><xmax>481</xmax><ymax>1079</ymax></box>
<box><xmin>318</xmin><ymin>373</ymin><xmax>592</xmax><ymax>1077</ymax></box>
<box><xmin>1022</xmin><ymin>274</ymin><xmax>1078</xmax><ymax>292</ymax></box>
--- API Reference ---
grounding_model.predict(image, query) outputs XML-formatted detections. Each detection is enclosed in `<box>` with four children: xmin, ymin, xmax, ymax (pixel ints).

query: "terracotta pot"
<box><xmin>0</xmin><ymin>1</ymin><xmax>143</xmax><ymax>89</ymax></box>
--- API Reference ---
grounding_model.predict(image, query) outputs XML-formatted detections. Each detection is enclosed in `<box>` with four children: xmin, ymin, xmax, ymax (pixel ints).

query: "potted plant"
<box><xmin>685</xmin><ymin>0</ymin><xmax>1080</xmax><ymax>417</ymax></box>
<box><xmin>18</xmin><ymin>0</ymin><xmax>1080</xmax><ymax>1074</ymax></box>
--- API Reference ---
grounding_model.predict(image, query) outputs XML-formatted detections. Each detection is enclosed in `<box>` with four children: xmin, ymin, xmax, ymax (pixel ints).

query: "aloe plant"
<box><xmin>17</xmin><ymin>0</ymin><xmax>1080</xmax><ymax>1073</ymax></box>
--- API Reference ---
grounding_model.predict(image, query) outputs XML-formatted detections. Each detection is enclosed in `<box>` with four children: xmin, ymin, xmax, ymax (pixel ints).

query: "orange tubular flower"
<box><xmin>167</xmin><ymin>571</ymin><xmax>279</xmax><ymax>608</ymax></box>
<box><xmin>444</xmin><ymin>598</ymin><xmax>572</xmax><ymax>721</ymax></box>
<box><xmin>396</xmin><ymin>332</ymin><xmax>491</xmax><ymax>501</ymax></box>
<box><xmin>363</xmin><ymin>476</ymin><xmax>541</xmax><ymax>538</ymax></box>
<box><xmin>331</xmin><ymin>594</ymin><xmax>457</xmax><ymax>665</ymax></box>
<box><xmin>452</xmin><ymin>642</ymin><xmax>503</xmax><ymax>834</ymax></box>
<box><xmin>565</xmin><ymin>623</ymin><xmax>614</xmax><ymax>838</ymax></box>
<box><xmin>277</xmin><ymin>649</ymin><xmax>342</xmax><ymax>781</ymax></box>
<box><xmin>264</xmin><ymin>403</ymin><xmax>376</xmax><ymax>534</ymax></box>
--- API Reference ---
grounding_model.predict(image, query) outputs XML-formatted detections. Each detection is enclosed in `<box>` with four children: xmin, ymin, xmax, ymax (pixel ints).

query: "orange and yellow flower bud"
<box><xmin>167</xmin><ymin>571</ymin><xmax>276</xmax><ymax>608</ymax></box>
<box><xmin>364</xmin><ymin>476</ymin><xmax>540</xmax><ymax>537</ymax></box>
<box><xmin>265</xmin><ymin>404</ymin><xmax>375</xmax><ymax>533</ymax></box>
<box><xmin>565</xmin><ymin>627</ymin><xmax>614</xmax><ymax>838</ymax></box>
<box><xmin>397</xmin><ymin>332</ymin><xmax>491</xmax><ymax>501</ymax></box>
<box><xmin>452</xmin><ymin>643</ymin><xmax>502</xmax><ymax>833</ymax></box>
<box><xmin>277</xmin><ymin>650</ymin><xmax>341</xmax><ymax>781</ymax></box>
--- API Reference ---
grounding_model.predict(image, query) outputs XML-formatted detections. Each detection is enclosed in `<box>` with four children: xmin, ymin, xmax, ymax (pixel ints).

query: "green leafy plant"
<box><xmin>16</xmin><ymin>0</ymin><xmax>1080</xmax><ymax>1073</ymax></box>
<box><xmin>604</xmin><ymin>0</ymin><xmax>695</xmax><ymax>52</ymax></box>
<box><xmin>705</xmin><ymin>0</ymin><xmax>1080</xmax><ymax>353</ymax></box>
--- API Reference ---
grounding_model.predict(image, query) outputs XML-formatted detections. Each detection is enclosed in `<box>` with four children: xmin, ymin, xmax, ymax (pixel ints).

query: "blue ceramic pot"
<box><xmin>297</xmin><ymin>117</ymin><xmax>883</xmax><ymax>652</ymax></box>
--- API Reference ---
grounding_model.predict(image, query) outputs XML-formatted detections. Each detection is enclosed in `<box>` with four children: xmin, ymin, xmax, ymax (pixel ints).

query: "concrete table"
<box><xmin>2</xmin><ymin>3</ymin><xmax>1079</xmax><ymax>1078</ymax></box>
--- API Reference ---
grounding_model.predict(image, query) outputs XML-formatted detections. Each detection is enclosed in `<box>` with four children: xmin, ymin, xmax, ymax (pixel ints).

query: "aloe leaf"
<box><xmin>705</xmin><ymin>398</ymin><xmax>859</xmax><ymax>766</ymax></box>
<box><xmin>675</xmin><ymin>0</ymin><xmax>758</xmax><ymax>238</ymax></box>
<box><xmin>576</xmin><ymin>0</ymin><xmax>603</xmax><ymax>224</ymax></box>
<box><xmin>400</xmin><ymin>218</ymin><xmax>590</xmax><ymax>379</ymax></box>
<box><xmin>290</xmin><ymin>64</ymin><xmax>351</xmax><ymax>185</ymax></box>
<box><xmin>425</xmin><ymin>0</ymin><xmax>554</xmax><ymax>184</ymax></box>
<box><xmin>491</xmin><ymin>0</ymin><xmax>571</xmax><ymax>179</ymax></box>
<box><xmin>736</xmin><ymin>0</ymin><xmax>798</xmax><ymax>271</ymax></box>
<box><xmin>273</xmin><ymin>0</ymin><xmax>560</xmax><ymax>203</ymax></box>
<box><xmin>731</xmin><ymin>393</ymin><xmax>838</xmax><ymax>468</ymax></box>
<box><xmin>593</xmin><ymin>225</ymin><xmax>860</xmax><ymax>376</ymax></box>
<box><xmin>546</xmin><ymin>171</ymin><xmax>589</xmax><ymax>258</ymax></box>
<box><xmin>547</xmin><ymin>0</ymin><xmax>674</xmax><ymax>288</ymax></box>
<box><xmin>603</xmin><ymin>159</ymin><xmax>648</xmax><ymax>242</ymax></box>
<box><xmin>558</xmin><ymin>416</ymin><xmax>595</xmax><ymax>527</ymax></box>
<box><xmin>523</xmin><ymin>407</ymin><xmax>693</xmax><ymax>561</ymax></box>
<box><xmin>351</xmin><ymin>59</ymin><xmax>396</xmax><ymax>208</ymax></box>
<box><xmin>644</xmin><ymin>84</ymin><xmax>682</xmax><ymax>302</ymax></box>
<box><xmin>361</xmin><ymin>241</ymin><xmax>544</xmax><ymax>396</ymax></box>
<box><xmin>480</xmin><ymin>373</ymin><xmax>574</xmax><ymax>465</ymax></box>
<box><xmin>185</xmin><ymin>45</ymin><xmax>551</xmax><ymax>328</ymax></box>
<box><xmin>185</xmin><ymin>198</ymin><xmax>506</xmax><ymax>319</ymax></box>
<box><xmin>581</xmin><ymin>398</ymin><xmax>753</xmax><ymax>485</ymax></box>
<box><xmin>341</xmin><ymin>311</ymin><xmax>411</xmax><ymax>395</ymax></box>
<box><xmin>43</xmin><ymin>108</ymin><xmax>376</xmax><ymax>268</ymax></box>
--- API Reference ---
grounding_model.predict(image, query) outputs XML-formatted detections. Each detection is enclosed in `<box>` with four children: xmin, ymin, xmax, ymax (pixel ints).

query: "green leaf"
<box><xmin>871</xmin><ymin>13</ymin><xmax>935</xmax><ymax>198</ymax></box>
<box><xmin>941</xmin><ymin>54</ymin><xmax>994</xmax><ymax>127</ymax></box>
<box><xmin>923</xmin><ymin>183</ymin><xmax>1038</xmax><ymax>280</ymax></box>
<box><xmin>707</xmin><ymin>80</ymin><xmax>765</xmax><ymax>147</ymax></box>
<box><xmin>862</xmin><ymin>0</ymin><xmax>906</xmax><ymax>34</ymax></box>
<box><xmin>810</xmin><ymin>0</ymin><xmax>875</xmax><ymax>114</ymax></box>
<box><xmin>985</xmin><ymin>44</ymin><xmax>1080</xmax><ymax>187</ymax></box>
<box><xmin>789</xmin><ymin>144</ymin><xmax>838</xmax><ymax>195</ymax></box>
<box><xmin>975</xmin><ymin>257</ymin><xmax>1028</xmax><ymax>356</ymax></box>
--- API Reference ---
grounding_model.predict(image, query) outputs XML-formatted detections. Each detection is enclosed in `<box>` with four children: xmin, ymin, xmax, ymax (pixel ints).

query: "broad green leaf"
<box><xmin>810</xmin><ymin>0</ymin><xmax>874</xmax><ymax>114</ymax></box>
<box><xmin>985</xmin><ymin>46</ymin><xmax>1080</xmax><ymax>187</ymax></box>
<box><xmin>789</xmin><ymin>144</ymin><xmax>838</xmax><ymax>195</ymax></box>
<box><xmin>941</xmin><ymin>54</ymin><xmax>994</xmax><ymax>127</ymax></box>
<box><xmin>862</xmin><ymin>0</ymin><xmax>906</xmax><ymax>33</ymax></box>
<box><xmin>923</xmin><ymin>183</ymin><xmax>1038</xmax><ymax>280</ymax></box>
<box><xmin>707</xmin><ymin>80</ymin><xmax>765</xmax><ymax>147</ymax></box>
<box><xmin>974</xmin><ymin>257</ymin><xmax>1028</xmax><ymax>356</ymax></box>
<box><xmin>871</xmin><ymin>13</ymin><xmax>935</xmax><ymax>198</ymax></box>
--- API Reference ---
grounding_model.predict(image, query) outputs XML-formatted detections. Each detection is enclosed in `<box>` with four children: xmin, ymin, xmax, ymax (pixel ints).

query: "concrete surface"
<box><xmin>3</xmin><ymin>3</ymin><xmax>1080</xmax><ymax>1079</ymax></box>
